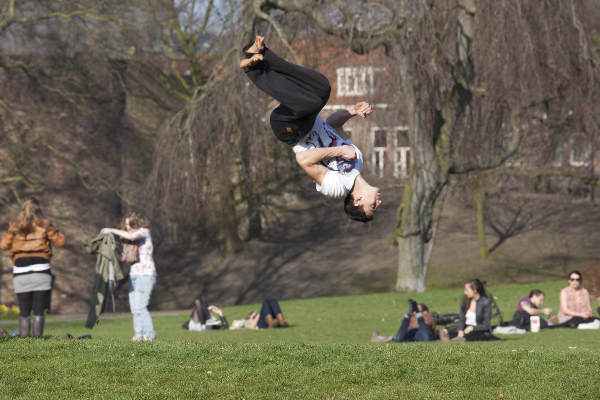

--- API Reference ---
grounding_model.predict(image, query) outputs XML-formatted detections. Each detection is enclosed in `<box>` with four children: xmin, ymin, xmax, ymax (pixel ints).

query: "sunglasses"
<box><xmin>569</xmin><ymin>277</ymin><xmax>581</xmax><ymax>281</ymax></box>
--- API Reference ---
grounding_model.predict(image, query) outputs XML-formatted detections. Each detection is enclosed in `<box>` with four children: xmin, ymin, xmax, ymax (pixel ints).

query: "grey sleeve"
<box><xmin>474</xmin><ymin>298</ymin><xmax>492</xmax><ymax>331</ymax></box>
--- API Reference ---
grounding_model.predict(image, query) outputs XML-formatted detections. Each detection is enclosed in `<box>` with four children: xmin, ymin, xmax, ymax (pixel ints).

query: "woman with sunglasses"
<box><xmin>555</xmin><ymin>270</ymin><xmax>595</xmax><ymax>328</ymax></box>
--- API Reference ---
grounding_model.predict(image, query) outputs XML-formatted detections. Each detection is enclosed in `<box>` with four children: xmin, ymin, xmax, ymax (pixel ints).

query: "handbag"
<box><xmin>121</xmin><ymin>241</ymin><xmax>138</xmax><ymax>263</ymax></box>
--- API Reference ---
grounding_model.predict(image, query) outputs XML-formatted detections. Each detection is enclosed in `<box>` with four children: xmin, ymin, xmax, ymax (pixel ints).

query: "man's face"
<box><xmin>531</xmin><ymin>294</ymin><xmax>544</xmax><ymax>307</ymax></box>
<box><xmin>360</xmin><ymin>188</ymin><xmax>382</xmax><ymax>217</ymax></box>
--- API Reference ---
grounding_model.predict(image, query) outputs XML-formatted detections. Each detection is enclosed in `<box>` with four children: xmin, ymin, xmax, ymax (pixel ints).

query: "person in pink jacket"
<box><xmin>553</xmin><ymin>270</ymin><xmax>596</xmax><ymax>328</ymax></box>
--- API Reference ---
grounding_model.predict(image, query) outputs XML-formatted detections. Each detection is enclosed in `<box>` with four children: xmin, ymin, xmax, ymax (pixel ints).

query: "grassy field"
<box><xmin>2</xmin><ymin>280</ymin><xmax>600</xmax><ymax>399</ymax></box>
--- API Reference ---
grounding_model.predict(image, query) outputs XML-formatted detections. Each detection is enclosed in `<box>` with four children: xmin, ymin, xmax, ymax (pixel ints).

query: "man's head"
<box><xmin>344</xmin><ymin>186</ymin><xmax>382</xmax><ymax>222</ymax></box>
<box><xmin>528</xmin><ymin>290</ymin><xmax>545</xmax><ymax>307</ymax></box>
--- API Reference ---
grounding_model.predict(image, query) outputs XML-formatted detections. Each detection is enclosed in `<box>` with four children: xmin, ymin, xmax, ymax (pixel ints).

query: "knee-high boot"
<box><xmin>32</xmin><ymin>315</ymin><xmax>44</xmax><ymax>337</ymax></box>
<box><xmin>19</xmin><ymin>316</ymin><xmax>30</xmax><ymax>337</ymax></box>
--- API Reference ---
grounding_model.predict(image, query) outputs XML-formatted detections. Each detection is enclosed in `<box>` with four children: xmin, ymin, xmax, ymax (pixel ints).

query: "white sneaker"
<box><xmin>493</xmin><ymin>326</ymin><xmax>527</xmax><ymax>334</ymax></box>
<box><xmin>577</xmin><ymin>319</ymin><xmax>600</xmax><ymax>330</ymax></box>
<box><xmin>131</xmin><ymin>335</ymin><xmax>144</xmax><ymax>342</ymax></box>
<box><xmin>142</xmin><ymin>334</ymin><xmax>154</xmax><ymax>341</ymax></box>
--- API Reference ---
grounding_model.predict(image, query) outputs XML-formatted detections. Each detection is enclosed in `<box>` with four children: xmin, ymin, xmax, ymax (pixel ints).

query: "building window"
<box><xmin>394</xmin><ymin>127</ymin><xmax>411</xmax><ymax>178</ymax></box>
<box><xmin>371</xmin><ymin>128</ymin><xmax>387</xmax><ymax>178</ymax></box>
<box><xmin>569</xmin><ymin>135</ymin><xmax>591</xmax><ymax>167</ymax></box>
<box><xmin>552</xmin><ymin>143</ymin><xmax>563</xmax><ymax>167</ymax></box>
<box><xmin>336</xmin><ymin>66</ymin><xmax>383</xmax><ymax>97</ymax></box>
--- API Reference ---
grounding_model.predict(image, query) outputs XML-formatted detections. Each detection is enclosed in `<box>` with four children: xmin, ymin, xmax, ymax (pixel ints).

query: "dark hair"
<box><xmin>460</xmin><ymin>279</ymin><xmax>488</xmax><ymax>313</ymax></box>
<box><xmin>344</xmin><ymin>193</ymin><xmax>372</xmax><ymax>223</ymax></box>
<box><xmin>193</xmin><ymin>295</ymin><xmax>210</xmax><ymax>325</ymax></box>
<box><xmin>419</xmin><ymin>303</ymin><xmax>429</xmax><ymax>312</ymax></box>
<box><xmin>528</xmin><ymin>289</ymin><xmax>544</xmax><ymax>298</ymax></box>
<box><xmin>568</xmin><ymin>270</ymin><xmax>582</xmax><ymax>280</ymax></box>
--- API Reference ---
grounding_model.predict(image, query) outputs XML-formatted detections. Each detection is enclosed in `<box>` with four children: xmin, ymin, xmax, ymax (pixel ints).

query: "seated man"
<box><xmin>510</xmin><ymin>289</ymin><xmax>552</xmax><ymax>330</ymax></box>
<box><xmin>371</xmin><ymin>299</ymin><xmax>435</xmax><ymax>342</ymax></box>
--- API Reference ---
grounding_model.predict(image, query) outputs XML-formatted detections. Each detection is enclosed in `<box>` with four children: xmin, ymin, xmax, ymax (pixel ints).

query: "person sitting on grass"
<box><xmin>439</xmin><ymin>279</ymin><xmax>500</xmax><ymax>342</ymax></box>
<box><xmin>550</xmin><ymin>270</ymin><xmax>597</xmax><ymax>328</ymax></box>
<box><xmin>510</xmin><ymin>289</ymin><xmax>553</xmax><ymax>330</ymax></box>
<box><xmin>230</xmin><ymin>298</ymin><xmax>289</xmax><ymax>329</ymax></box>
<box><xmin>182</xmin><ymin>295</ymin><xmax>228</xmax><ymax>331</ymax></box>
<box><xmin>371</xmin><ymin>299</ymin><xmax>436</xmax><ymax>343</ymax></box>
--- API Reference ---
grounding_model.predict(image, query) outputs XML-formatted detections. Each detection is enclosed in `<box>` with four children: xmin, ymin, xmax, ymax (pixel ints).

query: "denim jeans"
<box><xmin>129</xmin><ymin>275</ymin><xmax>156</xmax><ymax>339</ymax></box>
<box><xmin>392</xmin><ymin>314</ymin><xmax>434</xmax><ymax>342</ymax></box>
<box><xmin>257</xmin><ymin>298</ymin><xmax>283</xmax><ymax>329</ymax></box>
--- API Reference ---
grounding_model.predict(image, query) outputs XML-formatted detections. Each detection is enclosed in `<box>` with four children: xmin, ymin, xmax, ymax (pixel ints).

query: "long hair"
<box><xmin>460</xmin><ymin>279</ymin><xmax>488</xmax><ymax>313</ymax></box>
<box><xmin>193</xmin><ymin>295</ymin><xmax>210</xmax><ymax>324</ymax></box>
<box><xmin>121</xmin><ymin>212</ymin><xmax>150</xmax><ymax>231</ymax></box>
<box><xmin>15</xmin><ymin>197</ymin><xmax>47</xmax><ymax>235</ymax></box>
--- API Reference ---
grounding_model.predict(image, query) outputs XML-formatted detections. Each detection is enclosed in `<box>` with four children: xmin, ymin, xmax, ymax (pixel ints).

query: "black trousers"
<box><xmin>547</xmin><ymin>316</ymin><xmax>595</xmax><ymax>329</ymax></box>
<box><xmin>257</xmin><ymin>298</ymin><xmax>283</xmax><ymax>329</ymax></box>
<box><xmin>244</xmin><ymin>47</ymin><xmax>331</xmax><ymax>145</ymax></box>
<box><xmin>448</xmin><ymin>326</ymin><xmax>500</xmax><ymax>341</ymax></box>
<box><xmin>17</xmin><ymin>290</ymin><xmax>49</xmax><ymax>317</ymax></box>
<box><xmin>392</xmin><ymin>315</ymin><xmax>434</xmax><ymax>342</ymax></box>
<box><xmin>510</xmin><ymin>309</ymin><xmax>549</xmax><ymax>330</ymax></box>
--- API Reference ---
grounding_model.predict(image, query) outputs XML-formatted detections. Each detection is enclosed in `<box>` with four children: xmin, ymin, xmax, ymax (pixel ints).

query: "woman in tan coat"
<box><xmin>1</xmin><ymin>198</ymin><xmax>65</xmax><ymax>337</ymax></box>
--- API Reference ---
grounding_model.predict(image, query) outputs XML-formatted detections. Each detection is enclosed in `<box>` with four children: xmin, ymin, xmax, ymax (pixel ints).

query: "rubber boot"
<box><xmin>32</xmin><ymin>315</ymin><xmax>44</xmax><ymax>338</ymax></box>
<box><xmin>19</xmin><ymin>316</ymin><xmax>30</xmax><ymax>337</ymax></box>
<box><xmin>276</xmin><ymin>313</ymin><xmax>288</xmax><ymax>327</ymax></box>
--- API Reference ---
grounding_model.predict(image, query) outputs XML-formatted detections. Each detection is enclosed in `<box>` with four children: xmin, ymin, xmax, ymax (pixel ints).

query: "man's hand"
<box><xmin>339</xmin><ymin>145</ymin><xmax>356</xmax><ymax>160</ymax></box>
<box><xmin>351</xmin><ymin>101</ymin><xmax>373</xmax><ymax>118</ymax></box>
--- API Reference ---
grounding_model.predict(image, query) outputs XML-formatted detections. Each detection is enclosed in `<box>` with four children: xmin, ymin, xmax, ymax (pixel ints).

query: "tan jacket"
<box><xmin>0</xmin><ymin>220</ymin><xmax>65</xmax><ymax>263</ymax></box>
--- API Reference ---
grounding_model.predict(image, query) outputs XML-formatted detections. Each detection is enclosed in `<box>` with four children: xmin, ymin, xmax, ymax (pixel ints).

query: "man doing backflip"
<box><xmin>240</xmin><ymin>36</ymin><xmax>382</xmax><ymax>222</ymax></box>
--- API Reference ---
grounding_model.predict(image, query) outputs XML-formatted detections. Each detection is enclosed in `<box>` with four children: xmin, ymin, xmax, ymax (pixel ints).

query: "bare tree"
<box><xmin>244</xmin><ymin>0</ymin><xmax>600</xmax><ymax>291</ymax></box>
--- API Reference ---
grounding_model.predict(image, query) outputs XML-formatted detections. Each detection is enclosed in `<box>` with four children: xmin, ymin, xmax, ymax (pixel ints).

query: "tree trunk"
<box><xmin>218</xmin><ymin>181</ymin><xmax>242</xmax><ymax>254</ymax></box>
<box><xmin>474</xmin><ymin>175</ymin><xmax>488</xmax><ymax>259</ymax></box>
<box><xmin>395</xmin><ymin>0</ymin><xmax>475</xmax><ymax>291</ymax></box>
<box><xmin>395</xmin><ymin>235</ymin><xmax>426</xmax><ymax>292</ymax></box>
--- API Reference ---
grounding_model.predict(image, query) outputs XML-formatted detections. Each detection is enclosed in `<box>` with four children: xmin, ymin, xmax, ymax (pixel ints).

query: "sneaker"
<box><xmin>142</xmin><ymin>334</ymin><xmax>154</xmax><ymax>341</ymax></box>
<box><xmin>407</xmin><ymin>299</ymin><xmax>417</xmax><ymax>314</ymax></box>
<box><xmin>577</xmin><ymin>319</ymin><xmax>600</xmax><ymax>330</ymax></box>
<box><xmin>131</xmin><ymin>335</ymin><xmax>143</xmax><ymax>342</ymax></box>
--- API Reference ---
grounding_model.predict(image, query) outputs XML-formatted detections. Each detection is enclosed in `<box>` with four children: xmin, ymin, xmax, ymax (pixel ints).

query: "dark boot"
<box><xmin>276</xmin><ymin>313</ymin><xmax>288</xmax><ymax>327</ymax></box>
<box><xmin>32</xmin><ymin>315</ymin><xmax>44</xmax><ymax>338</ymax></box>
<box><xmin>19</xmin><ymin>316</ymin><xmax>30</xmax><ymax>337</ymax></box>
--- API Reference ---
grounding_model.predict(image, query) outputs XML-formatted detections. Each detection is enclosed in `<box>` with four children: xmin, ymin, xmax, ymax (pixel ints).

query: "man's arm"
<box><xmin>295</xmin><ymin>145</ymin><xmax>356</xmax><ymax>184</ymax></box>
<box><xmin>326</xmin><ymin>101</ymin><xmax>372</xmax><ymax>130</ymax></box>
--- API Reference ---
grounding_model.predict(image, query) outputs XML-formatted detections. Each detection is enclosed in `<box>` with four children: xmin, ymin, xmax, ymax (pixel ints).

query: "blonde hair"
<box><xmin>121</xmin><ymin>212</ymin><xmax>149</xmax><ymax>230</ymax></box>
<box><xmin>15</xmin><ymin>197</ymin><xmax>47</xmax><ymax>235</ymax></box>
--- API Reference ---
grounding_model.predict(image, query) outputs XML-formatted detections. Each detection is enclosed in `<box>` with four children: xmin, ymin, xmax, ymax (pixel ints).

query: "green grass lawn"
<box><xmin>2</xmin><ymin>280</ymin><xmax>599</xmax><ymax>399</ymax></box>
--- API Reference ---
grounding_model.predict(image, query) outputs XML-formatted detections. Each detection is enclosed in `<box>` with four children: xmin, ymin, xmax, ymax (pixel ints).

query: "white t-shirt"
<box><xmin>292</xmin><ymin>116</ymin><xmax>363</xmax><ymax>198</ymax></box>
<box><xmin>465</xmin><ymin>310</ymin><xmax>477</xmax><ymax>327</ymax></box>
<box><xmin>129</xmin><ymin>228</ymin><xmax>156</xmax><ymax>276</ymax></box>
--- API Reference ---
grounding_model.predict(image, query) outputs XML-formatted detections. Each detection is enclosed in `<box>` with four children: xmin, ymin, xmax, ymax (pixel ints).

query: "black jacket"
<box><xmin>457</xmin><ymin>296</ymin><xmax>492</xmax><ymax>332</ymax></box>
